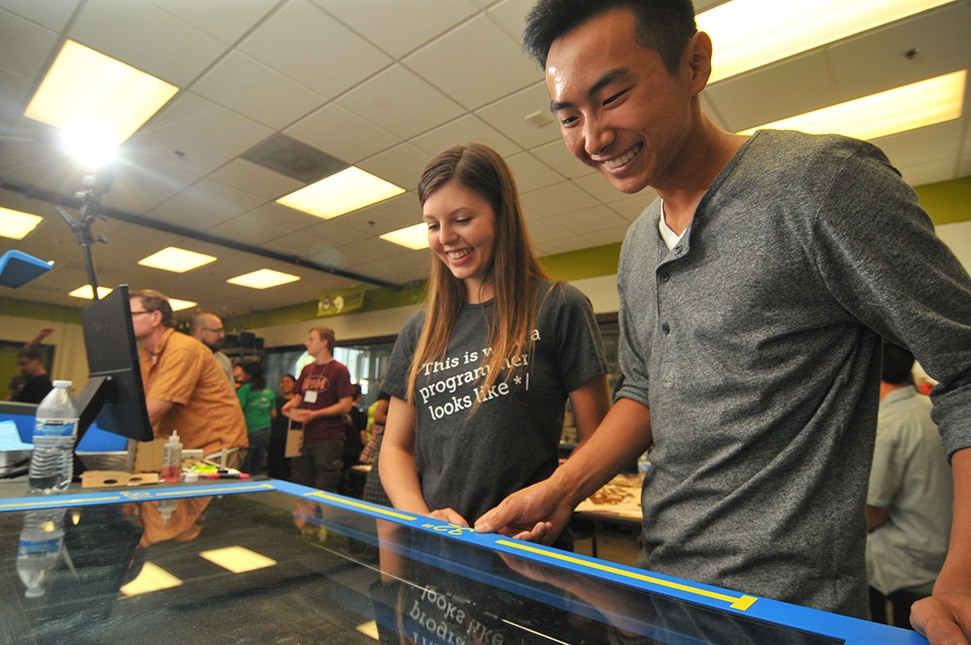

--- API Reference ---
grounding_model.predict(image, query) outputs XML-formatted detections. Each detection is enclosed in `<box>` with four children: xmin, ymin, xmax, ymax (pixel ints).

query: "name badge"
<box><xmin>304</xmin><ymin>390</ymin><xmax>318</xmax><ymax>403</ymax></box>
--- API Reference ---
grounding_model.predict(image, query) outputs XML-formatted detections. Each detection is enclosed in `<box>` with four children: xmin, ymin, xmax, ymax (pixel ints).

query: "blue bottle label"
<box><xmin>34</xmin><ymin>421</ymin><xmax>76</xmax><ymax>438</ymax></box>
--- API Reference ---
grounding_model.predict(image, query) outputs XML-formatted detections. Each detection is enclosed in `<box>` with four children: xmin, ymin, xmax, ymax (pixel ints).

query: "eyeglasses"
<box><xmin>130</xmin><ymin>310</ymin><xmax>153</xmax><ymax>316</ymax></box>
<box><xmin>202</xmin><ymin>327</ymin><xmax>224</xmax><ymax>333</ymax></box>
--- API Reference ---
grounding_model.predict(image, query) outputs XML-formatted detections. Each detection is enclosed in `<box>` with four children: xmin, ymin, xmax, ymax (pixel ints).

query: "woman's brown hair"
<box><xmin>406</xmin><ymin>143</ymin><xmax>550</xmax><ymax>413</ymax></box>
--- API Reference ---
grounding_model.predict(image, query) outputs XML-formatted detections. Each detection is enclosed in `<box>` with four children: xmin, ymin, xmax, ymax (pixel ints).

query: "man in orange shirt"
<box><xmin>130</xmin><ymin>289</ymin><xmax>248</xmax><ymax>468</ymax></box>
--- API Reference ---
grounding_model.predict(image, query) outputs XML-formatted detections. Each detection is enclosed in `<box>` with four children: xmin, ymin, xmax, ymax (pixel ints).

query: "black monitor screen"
<box><xmin>77</xmin><ymin>285</ymin><xmax>154</xmax><ymax>442</ymax></box>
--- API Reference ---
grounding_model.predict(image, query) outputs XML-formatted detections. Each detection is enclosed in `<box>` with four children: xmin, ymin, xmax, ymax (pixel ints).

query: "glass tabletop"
<box><xmin>0</xmin><ymin>480</ymin><xmax>923</xmax><ymax>644</ymax></box>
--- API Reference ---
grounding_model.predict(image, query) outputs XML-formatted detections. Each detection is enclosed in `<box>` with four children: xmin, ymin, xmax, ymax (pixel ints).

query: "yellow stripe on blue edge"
<box><xmin>308</xmin><ymin>491</ymin><xmax>419</xmax><ymax>521</ymax></box>
<box><xmin>497</xmin><ymin>539</ymin><xmax>758</xmax><ymax>611</ymax></box>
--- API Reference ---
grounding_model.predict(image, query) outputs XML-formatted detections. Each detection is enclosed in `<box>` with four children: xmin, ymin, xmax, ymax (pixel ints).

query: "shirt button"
<box><xmin>661</xmin><ymin>322</ymin><xmax>671</xmax><ymax>334</ymax></box>
<box><xmin>658</xmin><ymin>271</ymin><xmax>670</xmax><ymax>283</ymax></box>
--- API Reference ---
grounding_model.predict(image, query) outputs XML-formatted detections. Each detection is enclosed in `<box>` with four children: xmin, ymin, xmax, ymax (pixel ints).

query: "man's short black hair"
<box><xmin>882</xmin><ymin>341</ymin><xmax>915</xmax><ymax>385</ymax></box>
<box><xmin>523</xmin><ymin>0</ymin><xmax>698</xmax><ymax>72</ymax></box>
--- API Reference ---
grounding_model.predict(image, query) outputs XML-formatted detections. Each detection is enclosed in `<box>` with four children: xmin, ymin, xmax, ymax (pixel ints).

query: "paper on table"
<box><xmin>0</xmin><ymin>420</ymin><xmax>33</xmax><ymax>450</ymax></box>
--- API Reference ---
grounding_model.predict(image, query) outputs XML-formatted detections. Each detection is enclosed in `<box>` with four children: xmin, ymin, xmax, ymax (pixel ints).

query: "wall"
<box><xmin>0</xmin><ymin>314</ymin><xmax>88</xmax><ymax>389</ymax></box>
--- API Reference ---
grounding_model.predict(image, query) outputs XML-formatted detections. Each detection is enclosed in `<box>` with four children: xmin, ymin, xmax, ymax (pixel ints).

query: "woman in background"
<box><xmin>267</xmin><ymin>374</ymin><xmax>296</xmax><ymax>480</ymax></box>
<box><xmin>379</xmin><ymin>143</ymin><xmax>610</xmax><ymax>548</ymax></box>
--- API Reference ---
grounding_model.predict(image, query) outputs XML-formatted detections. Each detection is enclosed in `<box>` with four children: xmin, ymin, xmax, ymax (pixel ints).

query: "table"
<box><xmin>573</xmin><ymin>472</ymin><xmax>644</xmax><ymax>558</ymax></box>
<box><xmin>0</xmin><ymin>479</ymin><xmax>923</xmax><ymax>644</ymax></box>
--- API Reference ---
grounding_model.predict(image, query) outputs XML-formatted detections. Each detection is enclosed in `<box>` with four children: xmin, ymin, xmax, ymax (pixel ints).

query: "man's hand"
<box><xmin>912</xmin><ymin>593</ymin><xmax>971</xmax><ymax>644</ymax></box>
<box><xmin>287</xmin><ymin>408</ymin><xmax>316</xmax><ymax>424</ymax></box>
<box><xmin>474</xmin><ymin>479</ymin><xmax>574</xmax><ymax>545</ymax></box>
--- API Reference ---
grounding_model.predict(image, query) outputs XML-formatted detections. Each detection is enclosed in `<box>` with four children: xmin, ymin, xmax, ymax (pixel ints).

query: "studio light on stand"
<box><xmin>56</xmin><ymin>129</ymin><xmax>117</xmax><ymax>301</ymax></box>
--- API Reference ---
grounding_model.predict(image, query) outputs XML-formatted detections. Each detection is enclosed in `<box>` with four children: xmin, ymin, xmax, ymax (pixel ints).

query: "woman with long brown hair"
<box><xmin>379</xmin><ymin>143</ymin><xmax>610</xmax><ymax>546</ymax></box>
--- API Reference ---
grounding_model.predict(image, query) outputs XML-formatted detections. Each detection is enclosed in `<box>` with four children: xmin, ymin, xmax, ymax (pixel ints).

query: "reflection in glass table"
<box><xmin>0</xmin><ymin>480</ymin><xmax>923</xmax><ymax>644</ymax></box>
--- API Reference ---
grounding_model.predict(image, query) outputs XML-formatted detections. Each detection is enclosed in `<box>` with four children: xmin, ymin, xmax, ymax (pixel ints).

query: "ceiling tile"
<box><xmin>875</xmin><ymin>120</ymin><xmax>964</xmax><ymax>171</ymax></box>
<box><xmin>410</xmin><ymin>114</ymin><xmax>519</xmax><ymax>157</ymax></box>
<box><xmin>357</xmin><ymin>142</ymin><xmax>429</xmax><ymax>192</ymax></box>
<box><xmin>704</xmin><ymin>50</ymin><xmax>840</xmax><ymax>132</ymax></box>
<box><xmin>336</xmin><ymin>64</ymin><xmax>466</xmax><ymax>140</ymax></box>
<box><xmin>505</xmin><ymin>151</ymin><xmax>564</xmax><ymax>193</ymax></box>
<box><xmin>521</xmin><ymin>180</ymin><xmax>598</xmax><ymax>218</ymax></box>
<box><xmin>68</xmin><ymin>0</ymin><xmax>226</xmax><ymax>87</ymax></box>
<box><xmin>240</xmin><ymin>0</ymin><xmax>391</xmax><ymax>99</ymax></box>
<box><xmin>101</xmin><ymin>160</ymin><xmax>199</xmax><ymax>215</ymax></box>
<box><xmin>145</xmin><ymin>0</ymin><xmax>280</xmax><ymax>44</ymax></box>
<box><xmin>0</xmin><ymin>9</ymin><xmax>59</xmax><ymax>78</ymax></box>
<box><xmin>146</xmin><ymin>178</ymin><xmax>266</xmax><ymax>231</ymax></box>
<box><xmin>530</xmin><ymin>139</ymin><xmax>596</xmax><ymax>179</ymax></box>
<box><xmin>827</xmin><ymin>2</ymin><xmax>971</xmax><ymax>100</ymax></box>
<box><xmin>403</xmin><ymin>14</ymin><xmax>540</xmax><ymax>110</ymax></box>
<box><xmin>141</xmin><ymin>92</ymin><xmax>274</xmax><ymax>158</ymax></box>
<box><xmin>207</xmin><ymin>212</ymin><xmax>294</xmax><ymax>246</ymax></box>
<box><xmin>312</xmin><ymin>0</ymin><xmax>479</xmax><ymax>58</ymax></box>
<box><xmin>243</xmin><ymin>201</ymin><xmax>320</xmax><ymax>233</ymax></box>
<box><xmin>286</xmin><ymin>103</ymin><xmax>399</xmax><ymax>166</ymax></box>
<box><xmin>192</xmin><ymin>51</ymin><xmax>325</xmax><ymax>129</ymax></box>
<box><xmin>475</xmin><ymin>81</ymin><xmax>562</xmax><ymax>150</ymax></box>
<box><xmin>126</xmin><ymin>129</ymin><xmax>233</xmax><ymax>182</ymax></box>
<box><xmin>557</xmin><ymin>205</ymin><xmax>629</xmax><ymax>235</ymax></box>
<box><xmin>207</xmin><ymin>158</ymin><xmax>302</xmax><ymax>200</ymax></box>
<box><xmin>338</xmin><ymin>192</ymin><xmax>421</xmax><ymax>235</ymax></box>
<box><xmin>0</xmin><ymin>0</ymin><xmax>80</xmax><ymax>31</ymax></box>
<box><xmin>486</xmin><ymin>0</ymin><xmax>534</xmax><ymax>43</ymax></box>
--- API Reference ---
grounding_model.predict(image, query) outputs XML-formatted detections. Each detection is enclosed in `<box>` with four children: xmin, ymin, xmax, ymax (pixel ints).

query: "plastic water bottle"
<box><xmin>637</xmin><ymin>450</ymin><xmax>653</xmax><ymax>476</ymax></box>
<box><xmin>29</xmin><ymin>380</ymin><xmax>79</xmax><ymax>494</ymax></box>
<box><xmin>16</xmin><ymin>508</ymin><xmax>66</xmax><ymax>598</ymax></box>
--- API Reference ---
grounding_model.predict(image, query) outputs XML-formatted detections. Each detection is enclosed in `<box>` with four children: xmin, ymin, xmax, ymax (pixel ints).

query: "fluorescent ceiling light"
<box><xmin>24</xmin><ymin>40</ymin><xmax>179</xmax><ymax>148</ymax></box>
<box><xmin>0</xmin><ymin>207</ymin><xmax>43</xmax><ymax>239</ymax></box>
<box><xmin>699</xmin><ymin>0</ymin><xmax>954</xmax><ymax>84</ymax></box>
<box><xmin>69</xmin><ymin>285</ymin><xmax>113</xmax><ymax>300</ymax></box>
<box><xmin>168</xmin><ymin>298</ymin><xmax>197</xmax><ymax>312</ymax></box>
<box><xmin>380</xmin><ymin>222</ymin><xmax>430</xmax><ymax>250</ymax></box>
<box><xmin>277</xmin><ymin>167</ymin><xmax>405</xmax><ymax>220</ymax></box>
<box><xmin>199</xmin><ymin>546</ymin><xmax>276</xmax><ymax>573</ymax></box>
<box><xmin>138</xmin><ymin>247</ymin><xmax>217</xmax><ymax>273</ymax></box>
<box><xmin>119</xmin><ymin>562</ymin><xmax>182</xmax><ymax>597</ymax></box>
<box><xmin>738</xmin><ymin>70</ymin><xmax>966</xmax><ymax>140</ymax></box>
<box><xmin>227</xmin><ymin>269</ymin><xmax>300</xmax><ymax>290</ymax></box>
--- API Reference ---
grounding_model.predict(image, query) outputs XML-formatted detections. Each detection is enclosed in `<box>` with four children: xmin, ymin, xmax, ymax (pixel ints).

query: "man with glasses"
<box><xmin>190</xmin><ymin>312</ymin><xmax>234</xmax><ymax>385</ymax></box>
<box><xmin>130</xmin><ymin>289</ymin><xmax>248</xmax><ymax>468</ymax></box>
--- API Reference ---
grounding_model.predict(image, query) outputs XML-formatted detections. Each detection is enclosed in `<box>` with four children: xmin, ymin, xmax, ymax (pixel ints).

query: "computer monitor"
<box><xmin>76</xmin><ymin>285</ymin><xmax>154</xmax><ymax>443</ymax></box>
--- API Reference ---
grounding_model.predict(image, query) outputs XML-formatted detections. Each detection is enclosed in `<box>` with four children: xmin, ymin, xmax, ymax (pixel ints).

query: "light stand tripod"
<box><xmin>56</xmin><ymin>170</ymin><xmax>111</xmax><ymax>300</ymax></box>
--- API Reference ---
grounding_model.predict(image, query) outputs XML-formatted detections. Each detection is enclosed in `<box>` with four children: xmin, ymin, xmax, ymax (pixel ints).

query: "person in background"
<box><xmin>379</xmin><ymin>143</ymin><xmax>611</xmax><ymax>546</ymax></box>
<box><xmin>129</xmin><ymin>289</ymin><xmax>248</xmax><ymax>468</ymax></box>
<box><xmin>267</xmin><ymin>373</ymin><xmax>296</xmax><ymax>480</ymax></box>
<box><xmin>361</xmin><ymin>390</ymin><xmax>392</xmax><ymax>506</ymax></box>
<box><xmin>282</xmin><ymin>327</ymin><xmax>355</xmax><ymax>492</ymax></box>
<box><xmin>237</xmin><ymin>361</ymin><xmax>275</xmax><ymax>476</ymax></box>
<box><xmin>867</xmin><ymin>342</ymin><xmax>953</xmax><ymax>629</ymax></box>
<box><xmin>474</xmin><ymin>2</ymin><xmax>971</xmax><ymax>640</ymax></box>
<box><xmin>190</xmin><ymin>312</ymin><xmax>233</xmax><ymax>385</ymax></box>
<box><xmin>10</xmin><ymin>347</ymin><xmax>52</xmax><ymax>404</ymax></box>
<box><xmin>232</xmin><ymin>363</ymin><xmax>245</xmax><ymax>391</ymax></box>
<box><xmin>6</xmin><ymin>326</ymin><xmax>52</xmax><ymax>402</ymax></box>
<box><xmin>349</xmin><ymin>383</ymin><xmax>368</xmax><ymax>438</ymax></box>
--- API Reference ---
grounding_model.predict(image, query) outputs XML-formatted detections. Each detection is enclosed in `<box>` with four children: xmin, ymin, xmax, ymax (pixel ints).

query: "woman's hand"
<box><xmin>428</xmin><ymin>507</ymin><xmax>470</xmax><ymax>527</ymax></box>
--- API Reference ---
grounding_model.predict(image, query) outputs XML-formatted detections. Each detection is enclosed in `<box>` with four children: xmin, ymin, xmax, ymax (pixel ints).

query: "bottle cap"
<box><xmin>52</xmin><ymin>380</ymin><xmax>72</xmax><ymax>388</ymax></box>
<box><xmin>167</xmin><ymin>430</ymin><xmax>180</xmax><ymax>443</ymax></box>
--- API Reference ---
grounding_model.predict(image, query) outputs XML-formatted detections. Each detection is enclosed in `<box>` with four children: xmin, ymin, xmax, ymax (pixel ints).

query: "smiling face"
<box><xmin>546</xmin><ymin>7</ymin><xmax>706</xmax><ymax>195</ymax></box>
<box><xmin>280</xmin><ymin>375</ymin><xmax>295</xmax><ymax>395</ymax></box>
<box><xmin>423</xmin><ymin>180</ymin><xmax>498</xmax><ymax>303</ymax></box>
